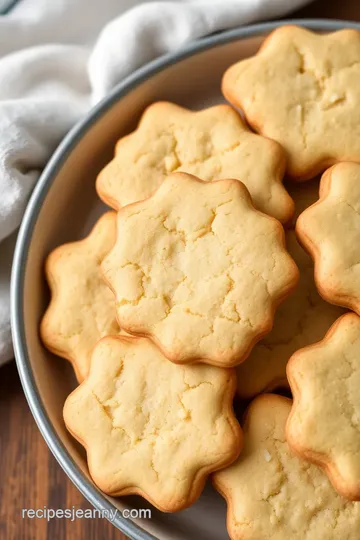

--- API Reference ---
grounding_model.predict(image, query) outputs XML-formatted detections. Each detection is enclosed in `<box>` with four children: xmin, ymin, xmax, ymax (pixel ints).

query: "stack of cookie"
<box><xmin>41</xmin><ymin>25</ymin><xmax>360</xmax><ymax>539</ymax></box>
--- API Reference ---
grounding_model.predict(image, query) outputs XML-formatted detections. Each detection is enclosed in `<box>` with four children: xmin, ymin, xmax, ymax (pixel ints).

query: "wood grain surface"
<box><xmin>1</xmin><ymin>1</ymin><xmax>359</xmax><ymax>539</ymax></box>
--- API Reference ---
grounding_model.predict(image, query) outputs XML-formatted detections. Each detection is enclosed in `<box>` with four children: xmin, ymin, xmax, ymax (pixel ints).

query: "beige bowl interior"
<box><xmin>22</xmin><ymin>31</ymin><xmax>282</xmax><ymax>539</ymax></box>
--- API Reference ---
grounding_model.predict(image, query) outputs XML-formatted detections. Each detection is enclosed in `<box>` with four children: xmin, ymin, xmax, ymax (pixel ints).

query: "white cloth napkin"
<box><xmin>0</xmin><ymin>0</ymin><xmax>311</xmax><ymax>366</ymax></box>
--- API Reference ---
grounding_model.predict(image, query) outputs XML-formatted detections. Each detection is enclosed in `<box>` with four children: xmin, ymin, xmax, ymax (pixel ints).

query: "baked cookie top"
<box><xmin>96</xmin><ymin>101</ymin><xmax>293</xmax><ymax>223</ymax></box>
<box><xmin>222</xmin><ymin>25</ymin><xmax>360</xmax><ymax>179</ymax></box>
<box><xmin>102</xmin><ymin>173</ymin><xmax>298</xmax><ymax>367</ymax></box>
<box><xmin>236</xmin><ymin>230</ymin><xmax>345</xmax><ymax>399</ymax></box>
<box><xmin>296</xmin><ymin>162</ymin><xmax>360</xmax><ymax>314</ymax></box>
<box><xmin>64</xmin><ymin>336</ymin><xmax>242</xmax><ymax>512</ymax></box>
<box><xmin>41</xmin><ymin>212</ymin><xmax>119</xmax><ymax>382</ymax></box>
<box><xmin>287</xmin><ymin>313</ymin><xmax>360</xmax><ymax>501</ymax></box>
<box><xmin>213</xmin><ymin>394</ymin><xmax>360</xmax><ymax>540</ymax></box>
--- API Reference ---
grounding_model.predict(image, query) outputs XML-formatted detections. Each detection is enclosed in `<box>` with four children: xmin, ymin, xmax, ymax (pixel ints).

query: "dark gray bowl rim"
<box><xmin>11</xmin><ymin>18</ymin><xmax>360</xmax><ymax>540</ymax></box>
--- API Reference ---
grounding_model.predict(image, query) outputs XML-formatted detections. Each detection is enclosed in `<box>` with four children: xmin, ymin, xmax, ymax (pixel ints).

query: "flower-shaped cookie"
<box><xmin>41</xmin><ymin>212</ymin><xmax>119</xmax><ymax>382</ymax></box>
<box><xmin>96</xmin><ymin>101</ymin><xmax>293</xmax><ymax>223</ymax></box>
<box><xmin>102</xmin><ymin>173</ymin><xmax>299</xmax><ymax>367</ymax></box>
<box><xmin>236</xmin><ymin>230</ymin><xmax>345</xmax><ymax>399</ymax></box>
<box><xmin>287</xmin><ymin>313</ymin><xmax>360</xmax><ymax>501</ymax></box>
<box><xmin>297</xmin><ymin>162</ymin><xmax>360</xmax><ymax>314</ymax></box>
<box><xmin>213</xmin><ymin>394</ymin><xmax>360</xmax><ymax>540</ymax></box>
<box><xmin>223</xmin><ymin>25</ymin><xmax>360</xmax><ymax>179</ymax></box>
<box><xmin>64</xmin><ymin>336</ymin><xmax>242</xmax><ymax>511</ymax></box>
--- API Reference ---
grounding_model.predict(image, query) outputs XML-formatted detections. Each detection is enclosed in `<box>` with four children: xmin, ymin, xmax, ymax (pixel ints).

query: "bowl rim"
<box><xmin>11</xmin><ymin>18</ymin><xmax>360</xmax><ymax>540</ymax></box>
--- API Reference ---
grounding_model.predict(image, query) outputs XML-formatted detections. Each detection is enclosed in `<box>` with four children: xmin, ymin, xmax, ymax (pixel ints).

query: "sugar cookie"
<box><xmin>96</xmin><ymin>102</ymin><xmax>293</xmax><ymax>223</ymax></box>
<box><xmin>236</xmin><ymin>230</ymin><xmax>345</xmax><ymax>399</ymax></box>
<box><xmin>64</xmin><ymin>335</ymin><xmax>242</xmax><ymax>511</ymax></box>
<box><xmin>41</xmin><ymin>212</ymin><xmax>119</xmax><ymax>382</ymax></box>
<box><xmin>102</xmin><ymin>173</ymin><xmax>298</xmax><ymax>367</ymax></box>
<box><xmin>287</xmin><ymin>313</ymin><xmax>360</xmax><ymax>501</ymax></box>
<box><xmin>296</xmin><ymin>162</ymin><xmax>360</xmax><ymax>314</ymax></box>
<box><xmin>213</xmin><ymin>394</ymin><xmax>360</xmax><ymax>540</ymax></box>
<box><xmin>223</xmin><ymin>26</ymin><xmax>360</xmax><ymax>179</ymax></box>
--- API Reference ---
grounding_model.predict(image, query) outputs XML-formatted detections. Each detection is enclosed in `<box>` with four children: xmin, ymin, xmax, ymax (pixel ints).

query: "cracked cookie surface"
<box><xmin>287</xmin><ymin>313</ymin><xmax>360</xmax><ymax>501</ymax></box>
<box><xmin>41</xmin><ymin>212</ymin><xmax>119</xmax><ymax>382</ymax></box>
<box><xmin>63</xmin><ymin>336</ymin><xmax>242</xmax><ymax>511</ymax></box>
<box><xmin>213</xmin><ymin>394</ymin><xmax>360</xmax><ymax>540</ymax></box>
<box><xmin>102</xmin><ymin>173</ymin><xmax>299</xmax><ymax>367</ymax></box>
<box><xmin>222</xmin><ymin>25</ymin><xmax>360</xmax><ymax>179</ymax></box>
<box><xmin>96</xmin><ymin>101</ymin><xmax>293</xmax><ymax>223</ymax></box>
<box><xmin>296</xmin><ymin>162</ymin><xmax>360</xmax><ymax>314</ymax></box>
<box><xmin>236</xmin><ymin>230</ymin><xmax>345</xmax><ymax>399</ymax></box>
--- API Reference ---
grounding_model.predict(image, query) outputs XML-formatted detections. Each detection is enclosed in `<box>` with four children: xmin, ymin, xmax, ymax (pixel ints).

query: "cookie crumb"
<box><xmin>264</xmin><ymin>449</ymin><xmax>272</xmax><ymax>462</ymax></box>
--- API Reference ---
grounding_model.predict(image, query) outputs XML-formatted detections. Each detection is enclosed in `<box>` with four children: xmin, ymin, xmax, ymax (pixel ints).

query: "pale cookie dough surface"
<box><xmin>287</xmin><ymin>313</ymin><xmax>360</xmax><ymax>501</ymax></box>
<box><xmin>64</xmin><ymin>336</ymin><xmax>242</xmax><ymax>512</ymax></box>
<box><xmin>102</xmin><ymin>173</ymin><xmax>299</xmax><ymax>367</ymax></box>
<box><xmin>96</xmin><ymin>101</ymin><xmax>293</xmax><ymax>223</ymax></box>
<box><xmin>222</xmin><ymin>25</ymin><xmax>360</xmax><ymax>179</ymax></box>
<box><xmin>41</xmin><ymin>212</ymin><xmax>119</xmax><ymax>382</ymax></box>
<box><xmin>213</xmin><ymin>394</ymin><xmax>360</xmax><ymax>540</ymax></box>
<box><xmin>236</xmin><ymin>230</ymin><xmax>345</xmax><ymax>399</ymax></box>
<box><xmin>296</xmin><ymin>162</ymin><xmax>360</xmax><ymax>314</ymax></box>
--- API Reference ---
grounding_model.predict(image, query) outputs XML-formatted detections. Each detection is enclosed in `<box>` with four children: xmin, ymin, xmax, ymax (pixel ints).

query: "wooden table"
<box><xmin>1</xmin><ymin>1</ymin><xmax>359</xmax><ymax>538</ymax></box>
